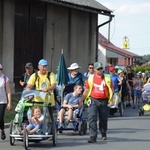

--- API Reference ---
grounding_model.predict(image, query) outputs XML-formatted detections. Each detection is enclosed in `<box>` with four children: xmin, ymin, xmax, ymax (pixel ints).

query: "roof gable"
<box><xmin>99</xmin><ymin>33</ymin><xmax>141</xmax><ymax>58</ymax></box>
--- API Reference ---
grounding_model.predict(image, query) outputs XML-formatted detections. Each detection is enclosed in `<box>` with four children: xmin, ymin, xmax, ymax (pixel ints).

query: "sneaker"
<box><xmin>133</xmin><ymin>105</ymin><xmax>135</xmax><ymax>109</ymax></box>
<box><xmin>101</xmin><ymin>133</ymin><xmax>107</xmax><ymax>140</ymax></box>
<box><xmin>128</xmin><ymin>103</ymin><xmax>131</xmax><ymax>107</ymax></box>
<box><xmin>58</xmin><ymin>122</ymin><xmax>64</xmax><ymax>129</ymax></box>
<box><xmin>88</xmin><ymin>136</ymin><xmax>97</xmax><ymax>143</ymax></box>
<box><xmin>65</xmin><ymin>120</ymin><xmax>70</xmax><ymax>126</ymax></box>
<box><xmin>1</xmin><ymin>130</ymin><xmax>6</xmax><ymax>140</ymax></box>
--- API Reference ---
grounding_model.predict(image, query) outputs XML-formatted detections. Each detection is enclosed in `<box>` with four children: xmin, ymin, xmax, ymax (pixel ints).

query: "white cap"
<box><xmin>115</xmin><ymin>65</ymin><xmax>119</xmax><ymax>69</ymax></box>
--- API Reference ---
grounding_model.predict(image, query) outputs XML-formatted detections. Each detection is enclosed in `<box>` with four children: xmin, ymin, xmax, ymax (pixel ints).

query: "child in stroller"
<box><xmin>20</xmin><ymin>106</ymin><xmax>44</xmax><ymax>135</ymax></box>
<box><xmin>10</xmin><ymin>90</ymin><xmax>57</xmax><ymax>149</ymax></box>
<box><xmin>57</xmin><ymin>84</ymin><xmax>87</xmax><ymax>135</ymax></box>
<box><xmin>139</xmin><ymin>82</ymin><xmax>150</xmax><ymax>116</ymax></box>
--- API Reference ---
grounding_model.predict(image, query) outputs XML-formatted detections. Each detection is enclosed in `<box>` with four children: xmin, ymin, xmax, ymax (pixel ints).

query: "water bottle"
<box><xmin>27</xmin><ymin>107</ymin><xmax>32</xmax><ymax>119</ymax></box>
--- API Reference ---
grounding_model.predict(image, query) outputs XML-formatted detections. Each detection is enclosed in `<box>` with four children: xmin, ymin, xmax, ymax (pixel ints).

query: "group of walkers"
<box><xmin>0</xmin><ymin>59</ymin><xmax>150</xmax><ymax>144</ymax></box>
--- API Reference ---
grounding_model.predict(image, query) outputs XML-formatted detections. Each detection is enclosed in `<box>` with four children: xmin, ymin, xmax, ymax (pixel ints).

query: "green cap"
<box><xmin>118</xmin><ymin>69</ymin><xmax>123</xmax><ymax>74</ymax></box>
<box><xmin>94</xmin><ymin>62</ymin><xmax>103</xmax><ymax>69</ymax></box>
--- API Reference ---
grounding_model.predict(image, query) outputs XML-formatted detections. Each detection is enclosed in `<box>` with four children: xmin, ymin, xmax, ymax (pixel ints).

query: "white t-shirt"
<box><xmin>0</xmin><ymin>74</ymin><xmax>9</xmax><ymax>104</ymax></box>
<box><xmin>32</xmin><ymin>115</ymin><xmax>44</xmax><ymax>126</ymax></box>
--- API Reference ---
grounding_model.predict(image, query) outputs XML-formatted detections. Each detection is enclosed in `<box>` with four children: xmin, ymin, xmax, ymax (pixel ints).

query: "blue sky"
<box><xmin>96</xmin><ymin>0</ymin><xmax>150</xmax><ymax>56</ymax></box>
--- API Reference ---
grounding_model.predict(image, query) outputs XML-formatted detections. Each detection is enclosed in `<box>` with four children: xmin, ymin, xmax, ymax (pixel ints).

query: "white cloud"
<box><xmin>96</xmin><ymin>0</ymin><xmax>150</xmax><ymax>55</ymax></box>
<box><xmin>118</xmin><ymin>3</ymin><xmax>150</xmax><ymax>14</ymax></box>
<box><xmin>97</xmin><ymin>0</ymin><xmax>150</xmax><ymax>15</ymax></box>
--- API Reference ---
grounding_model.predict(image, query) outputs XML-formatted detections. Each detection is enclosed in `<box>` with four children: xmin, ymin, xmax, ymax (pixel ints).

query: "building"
<box><xmin>0</xmin><ymin>0</ymin><xmax>114</xmax><ymax>92</ymax></box>
<box><xmin>98</xmin><ymin>33</ymin><xmax>141</xmax><ymax>67</ymax></box>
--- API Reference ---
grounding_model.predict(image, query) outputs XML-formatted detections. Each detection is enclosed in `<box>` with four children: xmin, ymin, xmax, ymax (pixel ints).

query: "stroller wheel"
<box><xmin>23</xmin><ymin>129</ymin><xmax>29</xmax><ymax>150</ymax></box>
<box><xmin>83</xmin><ymin>120</ymin><xmax>87</xmax><ymax>134</ymax></box>
<box><xmin>119</xmin><ymin>102</ymin><xmax>124</xmax><ymax>117</ymax></box>
<box><xmin>9</xmin><ymin>120</ymin><xmax>15</xmax><ymax>145</ymax></box>
<box><xmin>78</xmin><ymin>122</ymin><xmax>84</xmax><ymax>135</ymax></box>
<box><xmin>141</xmin><ymin>110</ymin><xmax>144</xmax><ymax>115</ymax></box>
<box><xmin>51</xmin><ymin>122</ymin><xmax>57</xmax><ymax>146</ymax></box>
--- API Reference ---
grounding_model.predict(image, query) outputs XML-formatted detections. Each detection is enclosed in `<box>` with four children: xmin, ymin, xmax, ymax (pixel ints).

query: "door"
<box><xmin>14</xmin><ymin>0</ymin><xmax>46</xmax><ymax>91</ymax></box>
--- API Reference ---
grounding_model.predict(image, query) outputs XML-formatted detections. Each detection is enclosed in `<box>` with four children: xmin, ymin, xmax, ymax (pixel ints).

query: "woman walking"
<box><xmin>0</xmin><ymin>64</ymin><xmax>12</xmax><ymax>140</ymax></box>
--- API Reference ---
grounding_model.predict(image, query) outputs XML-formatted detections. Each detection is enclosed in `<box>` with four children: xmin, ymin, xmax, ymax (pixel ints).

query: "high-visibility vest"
<box><xmin>84</xmin><ymin>74</ymin><xmax>113</xmax><ymax>104</ymax></box>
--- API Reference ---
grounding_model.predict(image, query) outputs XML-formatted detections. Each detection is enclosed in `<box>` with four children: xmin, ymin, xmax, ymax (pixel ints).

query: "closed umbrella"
<box><xmin>56</xmin><ymin>50</ymin><xmax>69</xmax><ymax>105</ymax></box>
<box><xmin>57</xmin><ymin>50</ymin><xmax>69</xmax><ymax>86</ymax></box>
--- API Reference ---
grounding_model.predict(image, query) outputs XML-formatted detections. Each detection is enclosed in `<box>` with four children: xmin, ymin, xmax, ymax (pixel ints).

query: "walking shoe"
<box><xmin>65</xmin><ymin>120</ymin><xmax>70</xmax><ymax>126</ymax></box>
<box><xmin>58</xmin><ymin>122</ymin><xmax>64</xmax><ymax>129</ymax></box>
<box><xmin>88</xmin><ymin>136</ymin><xmax>97</xmax><ymax>143</ymax></box>
<box><xmin>101</xmin><ymin>133</ymin><xmax>107</xmax><ymax>140</ymax></box>
<box><xmin>1</xmin><ymin>130</ymin><xmax>6</xmax><ymax>140</ymax></box>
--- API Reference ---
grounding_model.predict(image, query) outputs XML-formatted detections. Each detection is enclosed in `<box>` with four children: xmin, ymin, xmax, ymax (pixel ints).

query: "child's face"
<box><xmin>33</xmin><ymin>108</ymin><xmax>41</xmax><ymax>118</ymax></box>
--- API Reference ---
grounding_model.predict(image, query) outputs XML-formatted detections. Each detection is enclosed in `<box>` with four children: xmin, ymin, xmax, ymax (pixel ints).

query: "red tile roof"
<box><xmin>99</xmin><ymin>33</ymin><xmax>141</xmax><ymax>58</ymax></box>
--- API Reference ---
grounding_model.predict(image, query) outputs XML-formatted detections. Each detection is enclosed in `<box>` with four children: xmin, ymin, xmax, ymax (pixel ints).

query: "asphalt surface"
<box><xmin>1</xmin><ymin>105</ymin><xmax>150</xmax><ymax>150</ymax></box>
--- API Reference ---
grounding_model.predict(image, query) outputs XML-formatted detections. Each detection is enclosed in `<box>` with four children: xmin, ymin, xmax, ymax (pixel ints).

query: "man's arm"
<box><xmin>79</xmin><ymin>89</ymin><xmax>89</xmax><ymax>108</ymax></box>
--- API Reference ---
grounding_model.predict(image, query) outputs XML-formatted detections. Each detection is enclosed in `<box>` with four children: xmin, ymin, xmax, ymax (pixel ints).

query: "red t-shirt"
<box><xmin>86</xmin><ymin>74</ymin><xmax>113</xmax><ymax>99</ymax></box>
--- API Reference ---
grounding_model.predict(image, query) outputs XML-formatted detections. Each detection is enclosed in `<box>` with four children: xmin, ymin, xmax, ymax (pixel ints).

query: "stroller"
<box><xmin>9</xmin><ymin>90</ymin><xmax>57</xmax><ymax>150</ymax></box>
<box><xmin>139</xmin><ymin>83</ymin><xmax>150</xmax><ymax>116</ymax></box>
<box><xmin>55</xmin><ymin>86</ymin><xmax>88</xmax><ymax>135</ymax></box>
<box><xmin>56</xmin><ymin>105</ymin><xmax>87</xmax><ymax>135</ymax></box>
<box><xmin>108</xmin><ymin>91</ymin><xmax>124</xmax><ymax>117</ymax></box>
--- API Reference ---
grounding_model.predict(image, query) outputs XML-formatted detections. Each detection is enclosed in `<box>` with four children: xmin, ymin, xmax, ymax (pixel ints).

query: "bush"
<box><xmin>4</xmin><ymin>93</ymin><xmax>21</xmax><ymax>123</ymax></box>
<box><xmin>134</xmin><ymin>65</ymin><xmax>150</xmax><ymax>73</ymax></box>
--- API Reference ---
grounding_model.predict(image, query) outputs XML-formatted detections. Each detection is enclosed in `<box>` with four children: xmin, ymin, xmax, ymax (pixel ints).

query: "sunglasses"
<box><xmin>97</xmin><ymin>67</ymin><xmax>103</xmax><ymax>71</ymax></box>
<box><xmin>89</xmin><ymin>67</ymin><xmax>94</xmax><ymax>69</ymax></box>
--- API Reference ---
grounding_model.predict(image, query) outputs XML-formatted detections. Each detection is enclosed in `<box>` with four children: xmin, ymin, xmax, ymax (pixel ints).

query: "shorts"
<box><xmin>62</xmin><ymin>107</ymin><xmax>77</xmax><ymax>111</ymax></box>
<box><xmin>27</xmin><ymin>123</ymin><xmax>41</xmax><ymax>130</ymax></box>
<box><xmin>134</xmin><ymin>90</ymin><xmax>142</xmax><ymax>99</ymax></box>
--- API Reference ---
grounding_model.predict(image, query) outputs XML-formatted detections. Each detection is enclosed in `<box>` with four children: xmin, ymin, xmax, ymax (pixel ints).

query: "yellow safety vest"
<box><xmin>84</xmin><ymin>74</ymin><xmax>113</xmax><ymax>104</ymax></box>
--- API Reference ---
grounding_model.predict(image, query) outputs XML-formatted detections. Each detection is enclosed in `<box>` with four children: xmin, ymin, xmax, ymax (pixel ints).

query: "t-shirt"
<box><xmin>110</xmin><ymin>74</ymin><xmax>119</xmax><ymax>92</ymax></box>
<box><xmin>27</xmin><ymin>71</ymin><xmax>57</xmax><ymax>90</ymax></box>
<box><xmin>0</xmin><ymin>74</ymin><xmax>9</xmax><ymax>104</ymax></box>
<box><xmin>86</xmin><ymin>75</ymin><xmax>113</xmax><ymax>99</ymax></box>
<box><xmin>127</xmin><ymin>72</ymin><xmax>134</xmax><ymax>86</ymax></box>
<box><xmin>32</xmin><ymin>115</ymin><xmax>44</xmax><ymax>126</ymax></box>
<box><xmin>64</xmin><ymin>93</ymin><xmax>81</xmax><ymax>105</ymax></box>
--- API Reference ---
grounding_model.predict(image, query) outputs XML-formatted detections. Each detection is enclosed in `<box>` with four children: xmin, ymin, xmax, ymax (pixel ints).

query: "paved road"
<box><xmin>1</xmin><ymin>106</ymin><xmax>150</xmax><ymax>150</ymax></box>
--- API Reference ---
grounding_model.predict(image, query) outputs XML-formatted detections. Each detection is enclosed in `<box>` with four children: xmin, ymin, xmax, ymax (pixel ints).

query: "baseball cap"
<box><xmin>38</xmin><ymin>59</ymin><xmax>48</xmax><ymax>66</ymax></box>
<box><xmin>25</xmin><ymin>62</ymin><xmax>33</xmax><ymax>68</ymax></box>
<box><xmin>94</xmin><ymin>62</ymin><xmax>103</xmax><ymax>69</ymax></box>
<box><xmin>0</xmin><ymin>64</ymin><xmax>3</xmax><ymax>69</ymax></box>
<box><xmin>115</xmin><ymin>65</ymin><xmax>119</xmax><ymax>69</ymax></box>
<box><xmin>118</xmin><ymin>69</ymin><xmax>123</xmax><ymax>74</ymax></box>
<box><xmin>109</xmin><ymin>66</ymin><xmax>115</xmax><ymax>72</ymax></box>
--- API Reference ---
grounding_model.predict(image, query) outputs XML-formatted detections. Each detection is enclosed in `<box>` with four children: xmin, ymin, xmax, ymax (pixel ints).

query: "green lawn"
<box><xmin>4</xmin><ymin>93</ymin><xmax>21</xmax><ymax>123</ymax></box>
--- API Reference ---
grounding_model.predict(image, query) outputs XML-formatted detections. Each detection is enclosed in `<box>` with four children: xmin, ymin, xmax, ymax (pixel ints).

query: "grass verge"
<box><xmin>4</xmin><ymin>93</ymin><xmax>21</xmax><ymax>123</ymax></box>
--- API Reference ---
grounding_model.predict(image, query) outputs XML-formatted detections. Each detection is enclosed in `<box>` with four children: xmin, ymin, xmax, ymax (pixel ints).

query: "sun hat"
<box><xmin>25</xmin><ymin>62</ymin><xmax>33</xmax><ymax>68</ymax></box>
<box><xmin>94</xmin><ymin>62</ymin><xmax>103</xmax><ymax>69</ymax></box>
<box><xmin>118</xmin><ymin>69</ymin><xmax>123</xmax><ymax>74</ymax></box>
<box><xmin>38</xmin><ymin>59</ymin><xmax>48</xmax><ymax>66</ymax></box>
<box><xmin>67</xmin><ymin>63</ymin><xmax>81</xmax><ymax>70</ymax></box>
<box><xmin>109</xmin><ymin>66</ymin><xmax>115</xmax><ymax>72</ymax></box>
<box><xmin>0</xmin><ymin>64</ymin><xmax>3</xmax><ymax>69</ymax></box>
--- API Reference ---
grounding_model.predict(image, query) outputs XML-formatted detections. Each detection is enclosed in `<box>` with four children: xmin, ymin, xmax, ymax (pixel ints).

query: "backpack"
<box><xmin>34</xmin><ymin>71</ymin><xmax>60</xmax><ymax>105</ymax></box>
